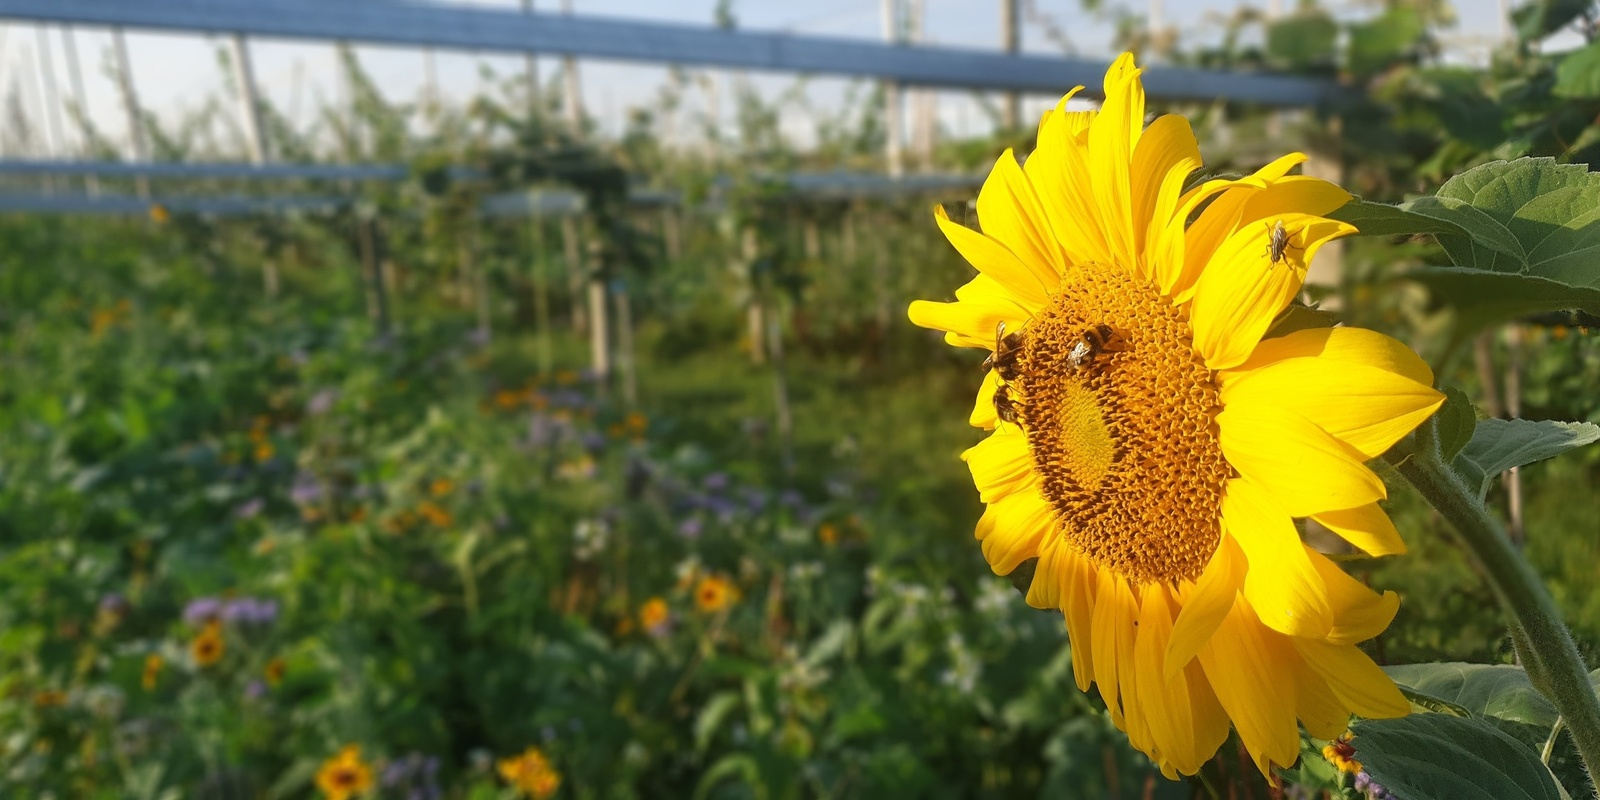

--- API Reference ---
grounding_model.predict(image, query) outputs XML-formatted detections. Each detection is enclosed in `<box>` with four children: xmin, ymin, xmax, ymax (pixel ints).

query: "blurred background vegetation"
<box><xmin>0</xmin><ymin>0</ymin><xmax>1597</xmax><ymax>797</ymax></box>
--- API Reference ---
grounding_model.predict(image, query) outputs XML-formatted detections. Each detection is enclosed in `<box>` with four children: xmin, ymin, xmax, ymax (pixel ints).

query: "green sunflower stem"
<box><xmin>1392</xmin><ymin>420</ymin><xmax>1600</xmax><ymax>787</ymax></box>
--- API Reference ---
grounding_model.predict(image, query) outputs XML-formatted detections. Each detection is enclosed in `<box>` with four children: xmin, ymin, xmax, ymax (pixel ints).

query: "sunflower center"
<box><xmin>1012</xmin><ymin>265</ymin><xmax>1229</xmax><ymax>584</ymax></box>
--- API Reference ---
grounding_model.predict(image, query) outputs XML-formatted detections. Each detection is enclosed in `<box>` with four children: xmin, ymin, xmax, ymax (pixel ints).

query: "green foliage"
<box><xmin>1453</xmin><ymin>419</ymin><xmax>1600</xmax><ymax>499</ymax></box>
<box><xmin>1351</xmin><ymin>713</ymin><xmax>1565</xmax><ymax>800</ymax></box>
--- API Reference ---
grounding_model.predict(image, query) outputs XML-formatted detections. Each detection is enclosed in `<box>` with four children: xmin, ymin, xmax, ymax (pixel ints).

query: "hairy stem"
<box><xmin>1391</xmin><ymin>422</ymin><xmax>1600</xmax><ymax>788</ymax></box>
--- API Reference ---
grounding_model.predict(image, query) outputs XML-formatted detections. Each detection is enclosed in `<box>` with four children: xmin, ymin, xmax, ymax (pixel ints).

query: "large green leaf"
<box><xmin>1384</xmin><ymin>663</ymin><xmax>1556</xmax><ymax>729</ymax></box>
<box><xmin>1512</xmin><ymin>0</ymin><xmax>1593</xmax><ymax>43</ymax></box>
<box><xmin>1352</xmin><ymin>714</ymin><xmax>1563</xmax><ymax>800</ymax></box>
<box><xmin>1554</xmin><ymin>41</ymin><xmax>1600</xmax><ymax>98</ymax></box>
<box><xmin>1266</xmin><ymin>12</ymin><xmax>1338</xmax><ymax>70</ymax></box>
<box><xmin>1347</xmin><ymin>6</ymin><xmax>1425</xmax><ymax>76</ymax></box>
<box><xmin>1453</xmin><ymin>418</ymin><xmax>1600</xmax><ymax>500</ymax></box>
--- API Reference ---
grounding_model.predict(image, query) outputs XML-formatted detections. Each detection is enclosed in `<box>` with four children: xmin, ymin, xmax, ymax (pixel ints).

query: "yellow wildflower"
<box><xmin>191</xmin><ymin>620</ymin><xmax>224</xmax><ymax>668</ymax></box>
<box><xmin>315</xmin><ymin>744</ymin><xmax>374</xmax><ymax>800</ymax></box>
<box><xmin>498</xmin><ymin>746</ymin><xmax>562</xmax><ymax>798</ymax></box>
<box><xmin>695</xmin><ymin>575</ymin><xmax>738</xmax><ymax>614</ymax></box>
<box><xmin>639</xmin><ymin>597</ymin><xmax>670</xmax><ymax>633</ymax></box>
<box><xmin>142</xmin><ymin>653</ymin><xmax>163</xmax><ymax>691</ymax></box>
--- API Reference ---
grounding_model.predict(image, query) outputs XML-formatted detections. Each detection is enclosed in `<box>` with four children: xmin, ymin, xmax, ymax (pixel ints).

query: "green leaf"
<box><xmin>1006</xmin><ymin>557</ymin><xmax>1038</xmax><ymax>598</ymax></box>
<box><xmin>1330</xmin><ymin>197</ymin><xmax>1472</xmax><ymax>239</ymax></box>
<box><xmin>1266</xmin><ymin>12</ymin><xmax>1338</xmax><ymax>70</ymax></box>
<box><xmin>694</xmin><ymin>691</ymin><xmax>742</xmax><ymax>753</ymax></box>
<box><xmin>1384</xmin><ymin>663</ymin><xmax>1557</xmax><ymax>729</ymax></box>
<box><xmin>1512</xmin><ymin>0</ymin><xmax>1592</xmax><ymax>42</ymax></box>
<box><xmin>1434</xmin><ymin>387</ymin><xmax>1478</xmax><ymax>462</ymax></box>
<box><xmin>1554</xmin><ymin>41</ymin><xmax>1600</xmax><ymax>98</ymax></box>
<box><xmin>1394</xmin><ymin>159</ymin><xmax>1600</xmax><ymax>331</ymax></box>
<box><xmin>1347</xmin><ymin>6</ymin><xmax>1425</xmax><ymax>76</ymax></box>
<box><xmin>693</xmin><ymin>753</ymin><xmax>766</xmax><ymax>800</ymax></box>
<box><xmin>1453</xmin><ymin>419</ymin><xmax>1600</xmax><ymax>500</ymax></box>
<box><xmin>1352</xmin><ymin>713</ymin><xmax>1564</xmax><ymax>800</ymax></box>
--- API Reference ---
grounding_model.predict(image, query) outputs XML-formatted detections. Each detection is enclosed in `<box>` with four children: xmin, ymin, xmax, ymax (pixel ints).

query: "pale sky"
<box><xmin>0</xmin><ymin>0</ymin><xmax>1565</xmax><ymax>162</ymax></box>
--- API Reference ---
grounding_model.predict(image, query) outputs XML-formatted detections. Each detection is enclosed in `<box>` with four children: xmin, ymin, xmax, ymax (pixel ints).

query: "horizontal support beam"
<box><xmin>0</xmin><ymin>0</ymin><xmax>1347</xmax><ymax>107</ymax></box>
<box><xmin>0</xmin><ymin>193</ymin><xmax>347</xmax><ymax>215</ymax></box>
<box><xmin>0</xmin><ymin>159</ymin><xmax>408</xmax><ymax>181</ymax></box>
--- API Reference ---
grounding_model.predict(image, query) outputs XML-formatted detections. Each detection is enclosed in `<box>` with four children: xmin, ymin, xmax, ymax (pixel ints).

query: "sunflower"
<box><xmin>639</xmin><ymin>597</ymin><xmax>670</xmax><ymax>634</ymax></box>
<box><xmin>694</xmin><ymin>575</ymin><xmax>738</xmax><ymax>613</ymax></box>
<box><xmin>907</xmin><ymin>53</ymin><xmax>1442</xmax><ymax>777</ymax></box>
<box><xmin>315</xmin><ymin>744</ymin><xmax>374</xmax><ymax>800</ymax></box>
<box><xmin>499</xmin><ymin>746</ymin><xmax>562</xmax><ymax>799</ymax></box>
<box><xmin>191</xmin><ymin>620</ymin><xmax>224</xmax><ymax>668</ymax></box>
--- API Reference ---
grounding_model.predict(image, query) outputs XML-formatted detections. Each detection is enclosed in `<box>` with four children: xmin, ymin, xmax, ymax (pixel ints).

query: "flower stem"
<box><xmin>1391</xmin><ymin>421</ymin><xmax>1600</xmax><ymax>785</ymax></box>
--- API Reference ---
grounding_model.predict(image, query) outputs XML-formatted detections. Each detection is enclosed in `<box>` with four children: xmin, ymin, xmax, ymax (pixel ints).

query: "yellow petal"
<box><xmin>908</xmin><ymin>295</ymin><xmax>1028</xmax><ymax>350</ymax></box>
<box><xmin>977</xmin><ymin>149</ymin><xmax>1069</xmax><ymax>280</ymax></box>
<box><xmin>1029</xmin><ymin>90</ymin><xmax>1110</xmax><ymax>266</ymax></box>
<box><xmin>1223</xmin><ymin>478</ymin><xmax>1332</xmax><ymax>638</ymax></box>
<box><xmin>1217</xmin><ymin>404</ymin><xmax>1387</xmax><ymax>517</ymax></box>
<box><xmin>1155</xmin><ymin>175</ymin><xmax>1264</xmax><ymax>299</ymax></box>
<box><xmin>975</xmin><ymin>488</ymin><xmax>1055</xmax><ymax>576</ymax></box>
<box><xmin>1296</xmin><ymin>666</ymin><xmax>1353</xmax><ymax>741</ymax></box>
<box><xmin>1309</xmin><ymin>549</ymin><xmax>1401</xmax><ymax>645</ymax></box>
<box><xmin>1189</xmin><ymin>215</ymin><xmax>1356</xmax><ymax>370</ymax></box>
<box><xmin>961</xmin><ymin>428</ymin><xmax>1036</xmax><ymax>503</ymax></box>
<box><xmin>1062</xmin><ymin>547</ymin><xmax>1100</xmax><ymax>691</ymax></box>
<box><xmin>1221</xmin><ymin>359</ymin><xmax>1445</xmax><ymax>460</ymax></box>
<box><xmin>1226</xmin><ymin>326</ymin><xmax>1435</xmax><ymax>390</ymax></box>
<box><xmin>1166</xmin><ymin>534</ymin><xmax>1245</xmax><ymax>678</ymax></box>
<box><xmin>1312</xmin><ymin>503</ymin><xmax>1407</xmax><ymax>557</ymax></box>
<box><xmin>1197</xmin><ymin>602</ymin><xmax>1301</xmax><ymax>775</ymax></box>
<box><xmin>1134</xmin><ymin>588</ymin><xmax>1210</xmax><ymax>776</ymax></box>
<box><xmin>1088</xmin><ymin>53</ymin><xmax>1145</xmax><ymax>272</ymax></box>
<box><xmin>1292</xmin><ymin>639</ymin><xmax>1411</xmax><ymax>719</ymax></box>
<box><xmin>970</xmin><ymin>369</ymin><xmax>1001</xmax><ymax>429</ymax></box>
<box><xmin>934</xmin><ymin>205</ymin><xmax>1051</xmax><ymax>310</ymax></box>
<box><xmin>1239</xmin><ymin>175</ymin><xmax>1353</xmax><ymax>226</ymax></box>
<box><xmin>1130</xmin><ymin>114</ymin><xmax>1201</xmax><ymax>280</ymax></box>
<box><xmin>1092</xmin><ymin>571</ymin><xmax>1138</xmax><ymax>728</ymax></box>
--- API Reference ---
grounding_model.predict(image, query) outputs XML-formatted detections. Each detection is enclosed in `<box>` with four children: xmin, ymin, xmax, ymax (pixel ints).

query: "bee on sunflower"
<box><xmin>908</xmin><ymin>53</ymin><xmax>1444</xmax><ymax>777</ymax></box>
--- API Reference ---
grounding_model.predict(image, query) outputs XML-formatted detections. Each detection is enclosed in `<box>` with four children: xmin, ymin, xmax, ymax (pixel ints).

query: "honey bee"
<box><xmin>1067</xmin><ymin>324</ymin><xmax>1120</xmax><ymax>370</ymax></box>
<box><xmin>1266</xmin><ymin>219</ymin><xmax>1292</xmax><ymax>268</ymax></box>
<box><xmin>980</xmin><ymin>321</ymin><xmax>1025</xmax><ymax>382</ymax></box>
<box><xmin>993</xmin><ymin>383</ymin><xmax>1021</xmax><ymax>424</ymax></box>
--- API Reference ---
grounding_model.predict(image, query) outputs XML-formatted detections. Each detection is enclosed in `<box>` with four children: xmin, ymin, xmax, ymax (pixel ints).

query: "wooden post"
<box><xmin>357</xmin><ymin>216</ymin><xmax>391</xmax><ymax>336</ymax></box>
<box><xmin>1000</xmin><ymin>0</ymin><xmax>1019</xmax><ymax>131</ymax></box>
<box><xmin>662</xmin><ymin>206</ymin><xmax>682</xmax><ymax>261</ymax></box>
<box><xmin>742</xmin><ymin>226</ymin><xmax>765</xmax><ymax>365</ymax></box>
<box><xmin>613</xmin><ymin>279</ymin><xmax>637</xmax><ymax>407</ymax></box>
<box><xmin>561</xmin><ymin>0</ymin><xmax>583</xmax><ymax>135</ymax></box>
<box><xmin>532</xmin><ymin>216</ymin><xmax>554</xmax><ymax>375</ymax></box>
<box><xmin>881</xmin><ymin>0</ymin><xmax>904</xmax><ymax>178</ymax></box>
<box><xmin>587</xmin><ymin>277</ymin><xmax>609</xmax><ymax>382</ymax></box>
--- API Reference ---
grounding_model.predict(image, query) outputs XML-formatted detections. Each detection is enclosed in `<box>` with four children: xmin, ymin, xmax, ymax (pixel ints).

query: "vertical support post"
<box><xmin>742</xmin><ymin>226</ymin><xmax>765</xmax><ymax>365</ymax></box>
<box><xmin>531</xmin><ymin>215</ymin><xmax>554</xmax><ymax>375</ymax></box>
<box><xmin>662</xmin><ymin>207</ymin><xmax>682</xmax><ymax>261</ymax></box>
<box><xmin>803</xmin><ymin>219</ymin><xmax>820</xmax><ymax>261</ymax></box>
<box><xmin>1000</xmin><ymin>0</ymin><xmax>1019</xmax><ymax>131</ymax></box>
<box><xmin>586</xmin><ymin>272</ymin><xmax>610</xmax><ymax>384</ymax></box>
<box><xmin>422</xmin><ymin>48</ymin><xmax>438</xmax><ymax>116</ymax></box>
<box><xmin>881</xmin><ymin>0</ymin><xmax>903</xmax><ymax>178</ymax></box>
<box><xmin>561</xmin><ymin>0</ymin><xmax>583</xmax><ymax>135</ymax></box>
<box><xmin>561</xmin><ymin>214</ymin><xmax>587</xmax><ymax>334</ymax></box>
<box><xmin>111</xmin><ymin>27</ymin><xmax>150</xmax><ymax>199</ymax></box>
<box><xmin>613</xmin><ymin>278</ymin><xmax>637</xmax><ymax>407</ymax></box>
<box><xmin>908</xmin><ymin>0</ymin><xmax>936</xmax><ymax>171</ymax></box>
<box><xmin>521</xmin><ymin>0</ymin><xmax>540</xmax><ymax>114</ymax></box>
<box><xmin>357</xmin><ymin>215</ymin><xmax>391</xmax><ymax>337</ymax></box>
<box><xmin>227</xmin><ymin>34</ymin><xmax>268</xmax><ymax>164</ymax></box>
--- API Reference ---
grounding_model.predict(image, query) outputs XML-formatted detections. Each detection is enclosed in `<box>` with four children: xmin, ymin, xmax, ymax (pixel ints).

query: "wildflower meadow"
<box><xmin>2</xmin><ymin>1</ymin><xmax>1600</xmax><ymax>798</ymax></box>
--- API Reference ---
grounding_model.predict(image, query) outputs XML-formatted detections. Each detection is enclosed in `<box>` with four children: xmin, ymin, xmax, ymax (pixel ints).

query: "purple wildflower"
<box><xmin>222</xmin><ymin>597</ymin><xmax>279</xmax><ymax>626</ymax></box>
<box><xmin>183</xmin><ymin>597</ymin><xmax>224</xmax><ymax>626</ymax></box>
<box><xmin>702</xmin><ymin>472</ymin><xmax>730</xmax><ymax>493</ymax></box>
<box><xmin>98</xmin><ymin>593</ymin><xmax>129</xmax><ymax>616</ymax></box>
<box><xmin>677</xmin><ymin>517</ymin><xmax>703</xmax><ymax>540</ymax></box>
<box><xmin>243</xmin><ymin>680</ymin><xmax>267</xmax><ymax>701</ymax></box>
<box><xmin>234</xmin><ymin>498</ymin><xmax>265</xmax><ymax>519</ymax></box>
<box><xmin>289</xmin><ymin>472</ymin><xmax>322</xmax><ymax>506</ymax></box>
<box><xmin>778</xmin><ymin>490</ymin><xmax>804</xmax><ymax>508</ymax></box>
<box><xmin>306</xmin><ymin>389</ymin><xmax>340</xmax><ymax>416</ymax></box>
